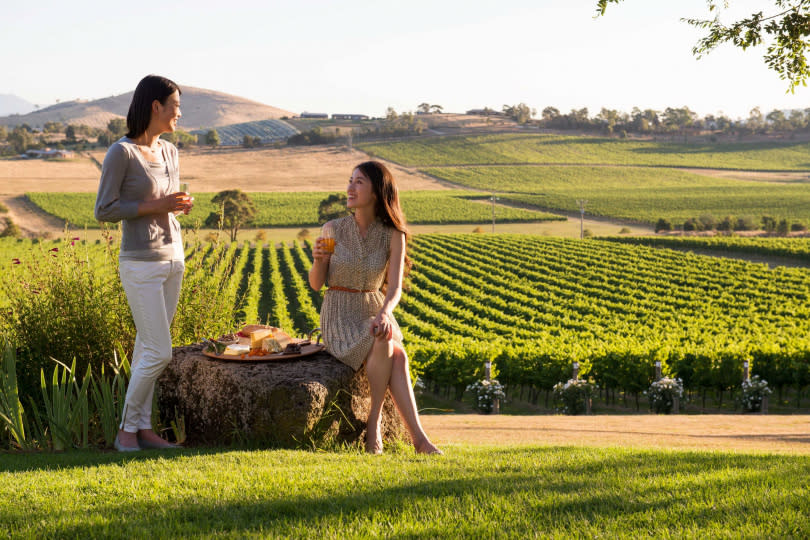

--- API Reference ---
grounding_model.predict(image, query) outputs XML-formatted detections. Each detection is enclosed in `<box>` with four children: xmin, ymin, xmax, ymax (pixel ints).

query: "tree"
<box><xmin>417</xmin><ymin>102</ymin><xmax>431</xmax><ymax>114</ymax></box>
<box><xmin>204</xmin><ymin>190</ymin><xmax>256</xmax><ymax>242</ymax></box>
<box><xmin>430</xmin><ymin>104</ymin><xmax>443</xmax><ymax>114</ymax></box>
<box><xmin>596</xmin><ymin>0</ymin><xmax>810</xmax><ymax>91</ymax></box>
<box><xmin>205</xmin><ymin>129</ymin><xmax>220</xmax><ymax>147</ymax></box>
<box><xmin>0</xmin><ymin>125</ymin><xmax>7</xmax><ymax>142</ymax></box>
<box><xmin>108</xmin><ymin>118</ymin><xmax>127</xmax><ymax>139</ymax></box>
<box><xmin>8</xmin><ymin>126</ymin><xmax>33</xmax><ymax>153</ymax></box>
<box><xmin>318</xmin><ymin>193</ymin><xmax>350</xmax><ymax>225</ymax></box>
<box><xmin>43</xmin><ymin>121</ymin><xmax>63</xmax><ymax>134</ymax></box>
<box><xmin>503</xmin><ymin>103</ymin><xmax>534</xmax><ymax>124</ymax></box>
<box><xmin>747</xmin><ymin>106</ymin><xmax>765</xmax><ymax>132</ymax></box>
<box><xmin>65</xmin><ymin>125</ymin><xmax>77</xmax><ymax>142</ymax></box>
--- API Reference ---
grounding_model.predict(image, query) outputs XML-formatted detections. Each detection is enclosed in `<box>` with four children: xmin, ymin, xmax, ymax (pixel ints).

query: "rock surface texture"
<box><xmin>158</xmin><ymin>344</ymin><xmax>406</xmax><ymax>447</ymax></box>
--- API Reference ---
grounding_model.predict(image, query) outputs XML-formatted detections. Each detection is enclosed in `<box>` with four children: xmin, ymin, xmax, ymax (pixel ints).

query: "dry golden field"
<box><xmin>0</xmin><ymin>145</ymin><xmax>452</xmax><ymax>235</ymax></box>
<box><xmin>422</xmin><ymin>414</ymin><xmax>810</xmax><ymax>454</ymax></box>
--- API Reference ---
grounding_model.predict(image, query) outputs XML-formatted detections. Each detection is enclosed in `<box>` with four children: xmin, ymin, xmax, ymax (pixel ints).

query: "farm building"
<box><xmin>331</xmin><ymin>114</ymin><xmax>369</xmax><ymax>121</ymax></box>
<box><xmin>300</xmin><ymin>112</ymin><xmax>328</xmax><ymax>119</ymax></box>
<box><xmin>23</xmin><ymin>148</ymin><xmax>74</xmax><ymax>159</ymax></box>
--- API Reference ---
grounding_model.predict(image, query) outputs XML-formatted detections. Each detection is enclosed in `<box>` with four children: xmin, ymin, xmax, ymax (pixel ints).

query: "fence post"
<box><xmin>572</xmin><ymin>361</ymin><xmax>579</xmax><ymax>380</ymax></box>
<box><xmin>743</xmin><ymin>360</ymin><xmax>750</xmax><ymax>381</ymax></box>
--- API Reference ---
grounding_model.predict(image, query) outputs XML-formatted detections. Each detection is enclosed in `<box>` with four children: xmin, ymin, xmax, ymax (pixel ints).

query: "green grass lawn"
<box><xmin>1</xmin><ymin>445</ymin><xmax>808</xmax><ymax>538</ymax></box>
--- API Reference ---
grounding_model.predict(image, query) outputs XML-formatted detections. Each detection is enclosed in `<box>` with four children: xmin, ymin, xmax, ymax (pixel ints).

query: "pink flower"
<box><xmin>49</xmin><ymin>247</ymin><xmax>59</xmax><ymax>252</ymax></box>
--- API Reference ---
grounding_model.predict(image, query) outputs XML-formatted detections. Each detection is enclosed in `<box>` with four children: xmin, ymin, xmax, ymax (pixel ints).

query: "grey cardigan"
<box><xmin>95</xmin><ymin>137</ymin><xmax>183</xmax><ymax>260</ymax></box>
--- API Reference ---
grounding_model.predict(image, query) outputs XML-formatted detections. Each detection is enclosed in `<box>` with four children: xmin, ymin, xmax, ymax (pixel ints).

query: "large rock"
<box><xmin>157</xmin><ymin>344</ymin><xmax>407</xmax><ymax>447</ymax></box>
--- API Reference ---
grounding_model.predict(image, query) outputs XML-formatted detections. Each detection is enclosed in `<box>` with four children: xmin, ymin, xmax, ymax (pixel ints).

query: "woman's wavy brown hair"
<box><xmin>353</xmin><ymin>160</ymin><xmax>412</xmax><ymax>279</ymax></box>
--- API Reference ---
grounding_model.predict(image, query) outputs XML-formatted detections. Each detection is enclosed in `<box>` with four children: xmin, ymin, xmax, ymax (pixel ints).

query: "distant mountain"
<box><xmin>0</xmin><ymin>86</ymin><xmax>294</xmax><ymax>130</ymax></box>
<box><xmin>0</xmin><ymin>94</ymin><xmax>35</xmax><ymax>116</ymax></box>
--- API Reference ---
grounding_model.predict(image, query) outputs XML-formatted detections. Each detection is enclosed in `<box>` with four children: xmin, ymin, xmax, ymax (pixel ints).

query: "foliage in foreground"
<box><xmin>0</xmin><ymin>445</ymin><xmax>808</xmax><ymax>538</ymax></box>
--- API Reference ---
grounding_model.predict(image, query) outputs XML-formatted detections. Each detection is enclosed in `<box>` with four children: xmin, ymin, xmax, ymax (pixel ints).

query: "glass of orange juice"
<box><xmin>321</xmin><ymin>223</ymin><xmax>335</xmax><ymax>254</ymax></box>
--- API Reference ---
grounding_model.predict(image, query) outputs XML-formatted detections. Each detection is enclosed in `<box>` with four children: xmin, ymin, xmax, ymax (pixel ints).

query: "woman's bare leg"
<box><xmin>364</xmin><ymin>336</ymin><xmax>393</xmax><ymax>453</ymax></box>
<box><xmin>387</xmin><ymin>346</ymin><xmax>441</xmax><ymax>454</ymax></box>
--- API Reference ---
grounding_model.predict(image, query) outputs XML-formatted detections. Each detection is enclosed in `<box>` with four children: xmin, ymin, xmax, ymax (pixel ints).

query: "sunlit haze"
<box><xmin>2</xmin><ymin>0</ymin><xmax>807</xmax><ymax>120</ymax></box>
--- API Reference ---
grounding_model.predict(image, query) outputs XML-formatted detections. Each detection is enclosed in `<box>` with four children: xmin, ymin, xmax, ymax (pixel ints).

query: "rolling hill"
<box><xmin>0</xmin><ymin>94</ymin><xmax>34</xmax><ymax>116</ymax></box>
<box><xmin>0</xmin><ymin>86</ymin><xmax>294</xmax><ymax>130</ymax></box>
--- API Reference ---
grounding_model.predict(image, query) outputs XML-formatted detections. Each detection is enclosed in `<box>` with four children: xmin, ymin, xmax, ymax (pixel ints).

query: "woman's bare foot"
<box><xmin>365</xmin><ymin>428</ymin><xmax>383</xmax><ymax>455</ymax></box>
<box><xmin>414</xmin><ymin>439</ymin><xmax>443</xmax><ymax>455</ymax></box>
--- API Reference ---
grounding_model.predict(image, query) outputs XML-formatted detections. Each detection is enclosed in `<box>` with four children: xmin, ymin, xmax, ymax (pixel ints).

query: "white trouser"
<box><xmin>118</xmin><ymin>259</ymin><xmax>185</xmax><ymax>433</ymax></box>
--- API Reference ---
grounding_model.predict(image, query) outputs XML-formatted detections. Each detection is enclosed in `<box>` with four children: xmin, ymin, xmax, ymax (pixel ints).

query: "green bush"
<box><xmin>655</xmin><ymin>218</ymin><xmax>672</xmax><ymax>233</ymax></box>
<box><xmin>645</xmin><ymin>377</ymin><xmax>684</xmax><ymax>414</ymax></box>
<box><xmin>0</xmin><ymin>239</ymin><xmax>133</xmax><ymax>402</ymax></box>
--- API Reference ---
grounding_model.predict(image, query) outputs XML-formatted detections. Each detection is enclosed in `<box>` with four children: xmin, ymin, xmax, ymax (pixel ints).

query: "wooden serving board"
<box><xmin>201</xmin><ymin>324</ymin><xmax>324</xmax><ymax>362</ymax></box>
<box><xmin>201</xmin><ymin>340</ymin><xmax>325</xmax><ymax>362</ymax></box>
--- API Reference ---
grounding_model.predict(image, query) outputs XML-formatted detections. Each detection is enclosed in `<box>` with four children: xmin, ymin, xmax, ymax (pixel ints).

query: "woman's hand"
<box><xmin>312</xmin><ymin>237</ymin><xmax>333</xmax><ymax>261</ymax></box>
<box><xmin>370</xmin><ymin>311</ymin><xmax>394</xmax><ymax>340</ymax></box>
<box><xmin>138</xmin><ymin>192</ymin><xmax>193</xmax><ymax>216</ymax></box>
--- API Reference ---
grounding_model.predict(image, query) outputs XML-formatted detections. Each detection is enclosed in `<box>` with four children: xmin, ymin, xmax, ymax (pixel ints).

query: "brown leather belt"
<box><xmin>328</xmin><ymin>286</ymin><xmax>375</xmax><ymax>293</ymax></box>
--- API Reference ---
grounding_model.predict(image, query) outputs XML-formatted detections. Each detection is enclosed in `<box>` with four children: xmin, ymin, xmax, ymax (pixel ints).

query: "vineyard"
<box><xmin>25</xmin><ymin>191</ymin><xmax>561</xmax><ymax>228</ymax></box>
<box><xmin>3</xmin><ymin>234</ymin><xmax>810</xmax><ymax>411</ymax></box>
<box><xmin>602</xmin><ymin>235</ymin><xmax>810</xmax><ymax>263</ymax></box>
<box><xmin>359</xmin><ymin>133</ymin><xmax>810</xmax><ymax>170</ymax></box>
<box><xmin>190</xmin><ymin>119</ymin><xmax>299</xmax><ymax>146</ymax></box>
<box><xmin>358</xmin><ymin>133</ymin><xmax>810</xmax><ymax>228</ymax></box>
<box><xmin>422</xmin><ymin>165</ymin><xmax>810</xmax><ymax>226</ymax></box>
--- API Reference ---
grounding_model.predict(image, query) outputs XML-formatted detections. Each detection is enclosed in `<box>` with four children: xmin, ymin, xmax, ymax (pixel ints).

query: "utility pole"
<box><xmin>576</xmin><ymin>199</ymin><xmax>588</xmax><ymax>239</ymax></box>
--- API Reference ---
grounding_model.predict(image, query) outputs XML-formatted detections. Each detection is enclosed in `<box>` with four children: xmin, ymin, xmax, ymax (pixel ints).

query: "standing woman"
<box><xmin>95</xmin><ymin>75</ymin><xmax>192</xmax><ymax>451</ymax></box>
<box><xmin>309</xmin><ymin>161</ymin><xmax>441</xmax><ymax>455</ymax></box>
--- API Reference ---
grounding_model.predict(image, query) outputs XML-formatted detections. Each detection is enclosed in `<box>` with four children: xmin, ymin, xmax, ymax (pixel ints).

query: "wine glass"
<box><xmin>320</xmin><ymin>223</ymin><xmax>335</xmax><ymax>254</ymax></box>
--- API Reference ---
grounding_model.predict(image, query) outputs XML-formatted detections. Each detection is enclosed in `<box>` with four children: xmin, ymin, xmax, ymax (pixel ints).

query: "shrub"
<box><xmin>734</xmin><ymin>215</ymin><xmax>757</xmax><ymax>231</ymax></box>
<box><xmin>618</xmin><ymin>227</ymin><xmax>631</xmax><ymax>234</ymax></box>
<box><xmin>776</xmin><ymin>219</ymin><xmax>790</xmax><ymax>236</ymax></box>
<box><xmin>472</xmin><ymin>226</ymin><xmax>485</xmax><ymax>233</ymax></box>
<box><xmin>0</xmin><ymin>238</ymin><xmax>133</xmax><ymax>403</ymax></box>
<box><xmin>582</xmin><ymin>229</ymin><xmax>594</xmax><ymax>238</ymax></box>
<box><xmin>682</xmin><ymin>218</ymin><xmax>701</xmax><ymax>232</ymax></box>
<box><xmin>790</xmin><ymin>222</ymin><xmax>807</xmax><ymax>232</ymax></box>
<box><xmin>0</xmin><ymin>202</ymin><xmax>8</xmax><ymax>213</ymax></box>
<box><xmin>717</xmin><ymin>216</ymin><xmax>734</xmax><ymax>232</ymax></box>
<box><xmin>739</xmin><ymin>375</ymin><xmax>771</xmax><ymax>412</ymax></box>
<box><xmin>645</xmin><ymin>377</ymin><xmax>684</xmax><ymax>414</ymax></box>
<box><xmin>0</xmin><ymin>218</ymin><xmax>22</xmax><ymax>238</ymax></box>
<box><xmin>466</xmin><ymin>379</ymin><xmax>506</xmax><ymax>414</ymax></box>
<box><xmin>655</xmin><ymin>218</ymin><xmax>672</xmax><ymax>233</ymax></box>
<box><xmin>254</xmin><ymin>230</ymin><xmax>268</xmax><ymax>242</ymax></box>
<box><xmin>698</xmin><ymin>214</ymin><xmax>717</xmax><ymax>230</ymax></box>
<box><xmin>552</xmin><ymin>378</ymin><xmax>597</xmax><ymax>415</ymax></box>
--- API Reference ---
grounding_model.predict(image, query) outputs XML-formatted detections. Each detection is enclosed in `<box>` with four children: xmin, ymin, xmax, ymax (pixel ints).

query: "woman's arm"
<box><xmin>95</xmin><ymin>144</ymin><xmax>190</xmax><ymax>221</ymax></box>
<box><xmin>95</xmin><ymin>145</ymin><xmax>138</xmax><ymax>222</ymax></box>
<box><xmin>308</xmin><ymin>238</ymin><xmax>331</xmax><ymax>290</ymax></box>
<box><xmin>371</xmin><ymin>231</ymin><xmax>405</xmax><ymax>339</ymax></box>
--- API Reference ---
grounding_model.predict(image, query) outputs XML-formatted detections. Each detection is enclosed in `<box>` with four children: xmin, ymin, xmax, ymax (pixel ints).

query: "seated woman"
<box><xmin>309</xmin><ymin>161</ymin><xmax>441</xmax><ymax>455</ymax></box>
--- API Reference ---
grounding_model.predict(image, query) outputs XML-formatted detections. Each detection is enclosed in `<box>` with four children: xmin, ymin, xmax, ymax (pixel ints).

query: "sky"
<box><xmin>2</xmin><ymin>0</ymin><xmax>808</xmax><ymax>120</ymax></box>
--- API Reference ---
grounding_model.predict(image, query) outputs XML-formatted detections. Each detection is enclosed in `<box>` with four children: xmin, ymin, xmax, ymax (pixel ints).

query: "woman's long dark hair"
<box><xmin>354</xmin><ymin>160</ymin><xmax>412</xmax><ymax>278</ymax></box>
<box><xmin>125</xmin><ymin>75</ymin><xmax>181</xmax><ymax>139</ymax></box>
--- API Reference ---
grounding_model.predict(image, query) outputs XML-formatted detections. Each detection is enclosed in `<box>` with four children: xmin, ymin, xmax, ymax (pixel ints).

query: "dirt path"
<box><xmin>0</xmin><ymin>194</ymin><xmax>66</xmax><ymax>236</ymax></box>
<box><xmin>421</xmin><ymin>414</ymin><xmax>810</xmax><ymax>454</ymax></box>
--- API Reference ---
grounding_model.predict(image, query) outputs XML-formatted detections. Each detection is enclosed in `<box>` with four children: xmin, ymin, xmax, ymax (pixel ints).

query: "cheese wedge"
<box><xmin>262</xmin><ymin>337</ymin><xmax>284</xmax><ymax>353</ymax></box>
<box><xmin>223</xmin><ymin>344</ymin><xmax>250</xmax><ymax>356</ymax></box>
<box><xmin>250</xmin><ymin>328</ymin><xmax>275</xmax><ymax>350</ymax></box>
